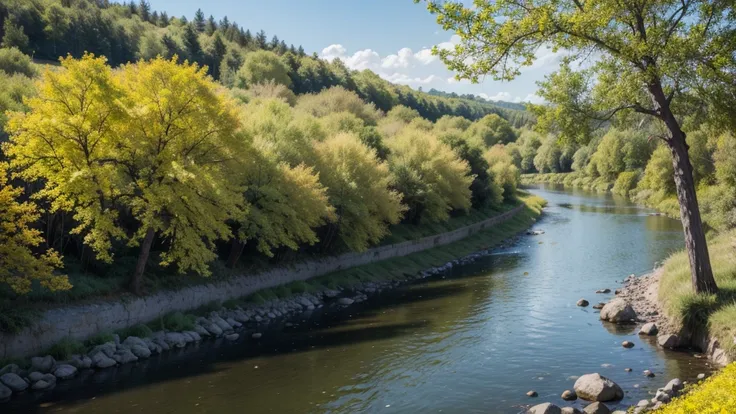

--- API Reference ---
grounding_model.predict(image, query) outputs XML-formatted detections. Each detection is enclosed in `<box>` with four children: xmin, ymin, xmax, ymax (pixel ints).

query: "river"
<box><xmin>9</xmin><ymin>185</ymin><xmax>715</xmax><ymax>413</ymax></box>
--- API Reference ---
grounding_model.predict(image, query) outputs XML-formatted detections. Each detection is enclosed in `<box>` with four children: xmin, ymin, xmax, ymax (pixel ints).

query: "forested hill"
<box><xmin>0</xmin><ymin>0</ymin><xmax>531</xmax><ymax>125</ymax></box>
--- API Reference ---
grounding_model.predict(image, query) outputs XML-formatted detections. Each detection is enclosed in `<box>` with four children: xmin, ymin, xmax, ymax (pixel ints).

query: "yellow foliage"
<box><xmin>0</xmin><ymin>163</ymin><xmax>69</xmax><ymax>294</ymax></box>
<box><xmin>314</xmin><ymin>132</ymin><xmax>405</xmax><ymax>251</ymax></box>
<box><xmin>655</xmin><ymin>363</ymin><xmax>736</xmax><ymax>414</ymax></box>
<box><xmin>387</xmin><ymin>127</ymin><xmax>474</xmax><ymax>222</ymax></box>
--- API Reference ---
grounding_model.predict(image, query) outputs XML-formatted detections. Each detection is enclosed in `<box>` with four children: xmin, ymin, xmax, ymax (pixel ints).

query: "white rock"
<box><xmin>573</xmin><ymin>373</ymin><xmax>624</xmax><ymax>402</ymax></box>
<box><xmin>639</xmin><ymin>322</ymin><xmax>658</xmax><ymax>336</ymax></box>
<box><xmin>599</xmin><ymin>298</ymin><xmax>637</xmax><ymax>323</ymax></box>
<box><xmin>528</xmin><ymin>403</ymin><xmax>562</xmax><ymax>414</ymax></box>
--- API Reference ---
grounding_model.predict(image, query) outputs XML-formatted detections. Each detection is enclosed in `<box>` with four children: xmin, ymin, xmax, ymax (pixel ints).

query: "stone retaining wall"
<box><xmin>0</xmin><ymin>205</ymin><xmax>524</xmax><ymax>359</ymax></box>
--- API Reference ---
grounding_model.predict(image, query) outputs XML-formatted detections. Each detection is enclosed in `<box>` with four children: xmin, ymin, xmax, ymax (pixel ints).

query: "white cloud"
<box><xmin>385</xmin><ymin>73</ymin><xmax>442</xmax><ymax>85</ymax></box>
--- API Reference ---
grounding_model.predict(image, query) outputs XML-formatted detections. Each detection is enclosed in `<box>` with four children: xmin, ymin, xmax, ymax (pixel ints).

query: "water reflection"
<box><xmin>8</xmin><ymin>186</ymin><xmax>717</xmax><ymax>414</ymax></box>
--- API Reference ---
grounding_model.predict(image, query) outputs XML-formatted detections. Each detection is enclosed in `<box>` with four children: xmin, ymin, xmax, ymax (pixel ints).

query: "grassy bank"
<box><xmin>655</xmin><ymin>362</ymin><xmax>736</xmax><ymax>413</ymax></box>
<box><xmin>658</xmin><ymin>229</ymin><xmax>736</xmax><ymax>359</ymax></box>
<box><xmin>0</xmin><ymin>193</ymin><xmax>543</xmax><ymax>334</ymax></box>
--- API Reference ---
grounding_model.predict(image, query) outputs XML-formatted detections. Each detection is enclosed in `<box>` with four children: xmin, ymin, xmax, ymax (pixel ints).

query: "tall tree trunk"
<box><xmin>131</xmin><ymin>227</ymin><xmax>156</xmax><ymax>295</ymax></box>
<box><xmin>226</xmin><ymin>239</ymin><xmax>246</xmax><ymax>268</ymax></box>
<box><xmin>649</xmin><ymin>82</ymin><xmax>718</xmax><ymax>294</ymax></box>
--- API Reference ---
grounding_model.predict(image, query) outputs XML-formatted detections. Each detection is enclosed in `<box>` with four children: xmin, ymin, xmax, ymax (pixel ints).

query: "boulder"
<box><xmin>528</xmin><ymin>403</ymin><xmax>562</xmax><ymax>414</ymax></box>
<box><xmin>226</xmin><ymin>318</ymin><xmax>242</xmax><ymax>328</ymax></box>
<box><xmin>657</xmin><ymin>334</ymin><xmax>679</xmax><ymax>349</ymax></box>
<box><xmin>643</xmin><ymin>370</ymin><xmax>655</xmax><ymax>378</ymax></box>
<box><xmin>573</xmin><ymin>373</ymin><xmax>624</xmax><ymax>402</ymax></box>
<box><xmin>129</xmin><ymin>344</ymin><xmax>152</xmax><ymax>359</ymax></box>
<box><xmin>69</xmin><ymin>355</ymin><xmax>92</xmax><ymax>370</ymax></box>
<box><xmin>112</xmin><ymin>349</ymin><xmax>138</xmax><ymax>364</ymax></box>
<box><xmin>0</xmin><ymin>383</ymin><xmax>11</xmax><ymax>402</ymax></box>
<box><xmin>0</xmin><ymin>364</ymin><xmax>19</xmax><ymax>376</ymax></box>
<box><xmin>639</xmin><ymin>322</ymin><xmax>658</xmax><ymax>336</ymax></box>
<box><xmin>210</xmin><ymin>315</ymin><xmax>232</xmax><ymax>332</ymax></box>
<box><xmin>527</xmin><ymin>390</ymin><xmax>538</xmax><ymax>397</ymax></box>
<box><xmin>338</xmin><ymin>297</ymin><xmax>354</xmax><ymax>306</ymax></box>
<box><xmin>89</xmin><ymin>342</ymin><xmax>116</xmax><ymax>358</ymax></box>
<box><xmin>664</xmin><ymin>378</ymin><xmax>683</xmax><ymax>394</ymax></box>
<box><xmin>30</xmin><ymin>355</ymin><xmax>56</xmax><ymax>373</ymax></box>
<box><xmin>53</xmin><ymin>364</ymin><xmax>77</xmax><ymax>380</ymax></box>
<box><xmin>193</xmin><ymin>324</ymin><xmax>210</xmax><ymax>337</ymax></box>
<box><xmin>592</xmin><ymin>303</ymin><xmax>605</xmax><ymax>310</ymax></box>
<box><xmin>225</xmin><ymin>333</ymin><xmax>239</xmax><ymax>341</ymax></box>
<box><xmin>183</xmin><ymin>331</ymin><xmax>202</xmax><ymax>342</ymax></box>
<box><xmin>622</xmin><ymin>341</ymin><xmax>635</xmax><ymax>348</ymax></box>
<box><xmin>599</xmin><ymin>299</ymin><xmax>637</xmax><ymax>323</ymax></box>
<box><xmin>91</xmin><ymin>352</ymin><xmax>116</xmax><ymax>369</ymax></box>
<box><xmin>324</xmin><ymin>289</ymin><xmax>340</xmax><ymax>298</ymax></box>
<box><xmin>561</xmin><ymin>390</ymin><xmax>577</xmax><ymax>401</ymax></box>
<box><xmin>577</xmin><ymin>299</ymin><xmax>590</xmax><ymax>307</ymax></box>
<box><xmin>28</xmin><ymin>372</ymin><xmax>45</xmax><ymax>383</ymax></box>
<box><xmin>0</xmin><ymin>373</ymin><xmax>28</xmax><ymax>392</ymax></box>
<box><xmin>122</xmin><ymin>336</ymin><xmax>148</xmax><ymax>349</ymax></box>
<box><xmin>164</xmin><ymin>332</ymin><xmax>187</xmax><ymax>348</ymax></box>
<box><xmin>561</xmin><ymin>409</ymin><xmax>583</xmax><ymax>414</ymax></box>
<box><xmin>32</xmin><ymin>380</ymin><xmax>53</xmax><ymax>391</ymax></box>
<box><xmin>583</xmin><ymin>402</ymin><xmax>610</xmax><ymax>414</ymax></box>
<box><xmin>653</xmin><ymin>389</ymin><xmax>671</xmax><ymax>403</ymax></box>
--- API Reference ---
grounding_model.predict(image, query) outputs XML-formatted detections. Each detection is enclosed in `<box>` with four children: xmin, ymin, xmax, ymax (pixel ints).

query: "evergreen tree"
<box><xmin>138</xmin><ymin>0</ymin><xmax>151</xmax><ymax>21</ymax></box>
<box><xmin>205</xmin><ymin>15</ymin><xmax>217</xmax><ymax>35</ymax></box>
<box><xmin>1</xmin><ymin>18</ymin><xmax>30</xmax><ymax>53</ymax></box>
<box><xmin>193</xmin><ymin>9</ymin><xmax>206</xmax><ymax>32</ymax></box>
<box><xmin>255</xmin><ymin>30</ymin><xmax>267</xmax><ymax>49</ymax></box>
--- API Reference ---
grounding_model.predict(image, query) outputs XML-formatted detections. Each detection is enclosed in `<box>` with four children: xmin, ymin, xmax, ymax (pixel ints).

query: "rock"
<box><xmin>657</xmin><ymin>334</ymin><xmax>679</xmax><ymax>349</ymax></box>
<box><xmin>210</xmin><ymin>315</ymin><xmax>232</xmax><ymax>332</ymax></box>
<box><xmin>193</xmin><ymin>325</ymin><xmax>210</xmax><ymax>337</ymax></box>
<box><xmin>599</xmin><ymin>298</ymin><xmax>637</xmax><ymax>323</ymax></box>
<box><xmin>0</xmin><ymin>383</ymin><xmax>11</xmax><ymax>402</ymax></box>
<box><xmin>592</xmin><ymin>303</ymin><xmax>606</xmax><ymax>310</ymax></box>
<box><xmin>252</xmin><ymin>333</ymin><xmax>262</xmax><ymax>339</ymax></box>
<box><xmin>561</xmin><ymin>390</ymin><xmax>577</xmax><ymax>401</ymax></box>
<box><xmin>614</xmin><ymin>289</ymin><xmax>621</xmax><ymax>295</ymax></box>
<box><xmin>32</xmin><ymin>380</ymin><xmax>53</xmax><ymax>391</ymax></box>
<box><xmin>636</xmin><ymin>399</ymin><xmax>651</xmax><ymax>408</ymax></box>
<box><xmin>639</xmin><ymin>322</ymin><xmax>658</xmax><ymax>336</ymax></box>
<box><xmin>643</xmin><ymin>370</ymin><xmax>655</xmax><ymax>378</ymax></box>
<box><xmin>624</xmin><ymin>368</ymin><xmax>632</xmax><ymax>372</ymax></box>
<box><xmin>664</xmin><ymin>378</ymin><xmax>683</xmax><ymax>394</ymax></box>
<box><xmin>53</xmin><ymin>364</ymin><xmax>77</xmax><ymax>380</ymax></box>
<box><xmin>183</xmin><ymin>331</ymin><xmax>202</xmax><ymax>342</ymax></box>
<box><xmin>583</xmin><ymin>402</ymin><xmax>611</xmax><ymax>414</ymax></box>
<box><xmin>122</xmin><ymin>336</ymin><xmax>148</xmax><ymax>349</ymax></box>
<box><xmin>91</xmin><ymin>352</ymin><xmax>116</xmax><ymax>369</ymax></box>
<box><xmin>30</xmin><ymin>355</ymin><xmax>56</xmax><ymax>373</ymax></box>
<box><xmin>338</xmin><ymin>297</ymin><xmax>355</xmax><ymax>306</ymax></box>
<box><xmin>528</xmin><ymin>403</ymin><xmax>562</xmax><ymax>414</ymax></box>
<box><xmin>697</xmin><ymin>373</ymin><xmax>706</xmax><ymax>380</ymax></box>
<box><xmin>225</xmin><ymin>333</ymin><xmax>239</xmax><ymax>341</ymax></box>
<box><xmin>0</xmin><ymin>373</ymin><xmax>28</xmax><ymax>392</ymax></box>
<box><xmin>561</xmin><ymin>408</ymin><xmax>583</xmax><ymax>414</ymax></box>
<box><xmin>69</xmin><ymin>355</ymin><xmax>92</xmax><ymax>370</ymax></box>
<box><xmin>595</xmin><ymin>289</ymin><xmax>611</xmax><ymax>294</ymax></box>
<box><xmin>199</xmin><ymin>319</ymin><xmax>223</xmax><ymax>336</ymax></box>
<box><xmin>653</xmin><ymin>389</ymin><xmax>671</xmax><ymax>403</ymax></box>
<box><xmin>89</xmin><ymin>342</ymin><xmax>116</xmax><ymax>358</ymax></box>
<box><xmin>573</xmin><ymin>373</ymin><xmax>624</xmax><ymax>402</ymax></box>
<box><xmin>527</xmin><ymin>390</ymin><xmax>538</xmax><ymax>397</ymax></box>
<box><xmin>152</xmin><ymin>337</ymin><xmax>170</xmax><ymax>352</ymax></box>
<box><xmin>164</xmin><ymin>332</ymin><xmax>187</xmax><ymax>348</ymax></box>
<box><xmin>226</xmin><ymin>317</ymin><xmax>242</xmax><ymax>328</ymax></box>
<box><xmin>112</xmin><ymin>349</ymin><xmax>138</xmax><ymax>364</ymax></box>
<box><xmin>622</xmin><ymin>341</ymin><xmax>635</xmax><ymax>348</ymax></box>
<box><xmin>577</xmin><ymin>299</ymin><xmax>590</xmax><ymax>307</ymax></box>
<box><xmin>0</xmin><ymin>364</ymin><xmax>19</xmax><ymax>376</ymax></box>
<box><xmin>129</xmin><ymin>344</ymin><xmax>152</xmax><ymax>359</ymax></box>
<box><xmin>324</xmin><ymin>289</ymin><xmax>340</xmax><ymax>298</ymax></box>
<box><xmin>28</xmin><ymin>372</ymin><xmax>45</xmax><ymax>383</ymax></box>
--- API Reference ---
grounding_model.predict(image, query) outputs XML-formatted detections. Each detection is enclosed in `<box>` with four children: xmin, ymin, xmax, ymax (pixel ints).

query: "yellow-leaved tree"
<box><xmin>114</xmin><ymin>57</ymin><xmax>246</xmax><ymax>293</ymax></box>
<box><xmin>0</xmin><ymin>163</ymin><xmax>69</xmax><ymax>294</ymax></box>
<box><xmin>314</xmin><ymin>132</ymin><xmax>406</xmax><ymax>252</ymax></box>
<box><xmin>6</xmin><ymin>55</ymin><xmax>246</xmax><ymax>294</ymax></box>
<box><xmin>386</xmin><ymin>127</ymin><xmax>474</xmax><ymax>223</ymax></box>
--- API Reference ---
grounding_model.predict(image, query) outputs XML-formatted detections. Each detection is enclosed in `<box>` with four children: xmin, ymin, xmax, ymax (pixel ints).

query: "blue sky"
<box><xmin>147</xmin><ymin>0</ymin><xmax>566</xmax><ymax>103</ymax></box>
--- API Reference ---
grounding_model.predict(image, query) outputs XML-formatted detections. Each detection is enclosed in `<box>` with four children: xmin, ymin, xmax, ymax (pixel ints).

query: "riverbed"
<box><xmin>8</xmin><ymin>185</ymin><xmax>715</xmax><ymax>413</ymax></box>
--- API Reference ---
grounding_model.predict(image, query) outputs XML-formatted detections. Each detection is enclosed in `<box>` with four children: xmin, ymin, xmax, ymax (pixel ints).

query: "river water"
<box><xmin>10</xmin><ymin>186</ymin><xmax>715</xmax><ymax>414</ymax></box>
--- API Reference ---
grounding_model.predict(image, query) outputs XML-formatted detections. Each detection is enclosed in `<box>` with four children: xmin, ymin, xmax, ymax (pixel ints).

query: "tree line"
<box><xmin>0</xmin><ymin>0</ymin><xmax>531</xmax><ymax>125</ymax></box>
<box><xmin>0</xmin><ymin>50</ymin><xmax>522</xmax><ymax>296</ymax></box>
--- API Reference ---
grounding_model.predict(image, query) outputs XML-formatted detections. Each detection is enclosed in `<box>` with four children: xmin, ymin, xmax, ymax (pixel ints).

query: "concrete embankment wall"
<box><xmin>0</xmin><ymin>205</ymin><xmax>524</xmax><ymax>359</ymax></box>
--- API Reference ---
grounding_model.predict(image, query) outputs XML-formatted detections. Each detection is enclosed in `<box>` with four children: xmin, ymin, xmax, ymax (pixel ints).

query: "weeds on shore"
<box><xmin>654</xmin><ymin>363</ymin><xmax>736</xmax><ymax>413</ymax></box>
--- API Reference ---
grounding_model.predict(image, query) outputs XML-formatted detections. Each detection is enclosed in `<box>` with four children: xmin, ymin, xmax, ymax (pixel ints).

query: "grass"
<box><xmin>654</xmin><ymin>362</ymin><xmax>736</xmax><ymax>413</ymax></box>
<box><xmin>84</xmin><ymin>332</ymin><xmax>116</xmax><ymax>348</ymax></box>
<box><xmin>303</xmin><ymin>192</ymin><xmax>546</xmax><ymax>291</ymax></box>
<box><xmin>117</xmin><ymin>323</ymin><xmax>153</xmax><ymax>340</ymax></box>
<box><xmin>659</xmin><ymin>229</ymin><xmax>736</xmax><ymax>358</ymax></box>
<box><xmin>46</xmin><ymin>337</ymin><xmax>86</xmax><ymax>360</ymax></box>
<box><xmin>148</xmin><ymin>311</ymin><xmax>196</xmax><ymax>332</ymax></box>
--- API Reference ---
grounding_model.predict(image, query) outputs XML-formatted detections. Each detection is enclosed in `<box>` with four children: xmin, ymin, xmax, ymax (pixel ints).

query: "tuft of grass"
<box><xmin>47</xmin><ymin>337</ymin><xmax>86</xmax><ymax>360</ymax></box>
<box><xmin>655</xmin><ymin>362</ymin><xmax>736</xmax><ymax>413</ymax></box>
<box><xmin>659</xmin><ymin>230</ymin><xmax>736</xmax><ymax>358</ymax></box>
<box><xmin>158</xmin><ymin>311</ymin><xmax>196</xmax><ymax>332</ymax></box>
<box><xmin>0</xmin><ymin>306</ymin><xmax>39</xmax><ymax>334</ymax></box>
<box><xmin>222</xmin><ymin>298</ymin><xmax>244</xmax><ymax>309</ymax></box>
<box><xmin>192</xmin><ymin>300</ymin><xmax>221</xmax><ymax>315</ymax></box>
<box><xmin>117</xmin><ymin>323</ymin><xmax>153</xmax><ymax>340</ymax></box>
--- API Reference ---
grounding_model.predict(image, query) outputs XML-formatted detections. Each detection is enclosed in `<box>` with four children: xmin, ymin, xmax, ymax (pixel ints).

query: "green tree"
<box><xmin>0</xmin><ymin>47</ymin><xmax>36</xmax><ymax>77</ymax></box>
<box><xmin>193</xmin><ymin>8</ymin><xmax>206</xmax><ymax>33</ymax></box>
<box><xmin>421</xmin><ymin>0</ymin><xmax>732</xmax><ymax>292</ymax></box>
<box><xmin>1</xmin><ymin>18</ymin><xmax>29</xmax><ymax>53</ymax></box>
<box><xmin>465</xmin><ymin>113</ymin><xmax>516</xmax><ymax>148</ymax></box>
<box><xmin>42</xmin><ymin>3</ymin><xmax>70</xmax><ymax>56</ymax></box>
<box><xmin>296</xmin><ymin>86</ymin><xmax>382</xmax><ymax>125</ymax></box>
<box><xmin>236</xmin><ymin>50</ymin><xmax>292</xmax><ymax>88</ymax></box>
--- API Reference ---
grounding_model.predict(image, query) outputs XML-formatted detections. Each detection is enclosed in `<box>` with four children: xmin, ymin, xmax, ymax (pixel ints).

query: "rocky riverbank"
<box><xmin>0</xmin><ymin>230</ymin><xmax>528</xmax><ymax>405</ymax></box>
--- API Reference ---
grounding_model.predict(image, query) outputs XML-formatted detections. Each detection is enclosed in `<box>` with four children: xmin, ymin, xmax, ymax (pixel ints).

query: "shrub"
<box><xmin>612</xmin><ymin>171</ymin><xmax>640</xmax><ymax>196</ymax></box>
<box><xmin>0</xmin><ymin>47</ymin><xmax>36</xmax><ymax>77</ymax></box>
<box><xmin>47</xmin><ymin>337</ymin><xmax>86</xmax><ymax>360</ymax></box>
